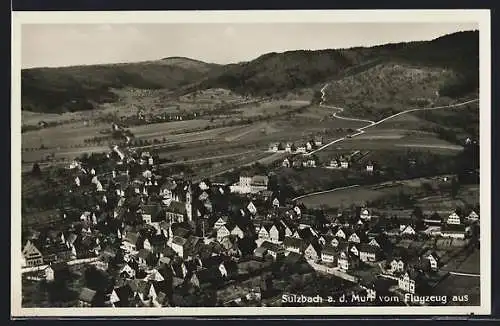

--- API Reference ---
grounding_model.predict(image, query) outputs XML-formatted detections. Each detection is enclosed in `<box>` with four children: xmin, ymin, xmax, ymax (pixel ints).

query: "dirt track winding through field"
<box><xmin>306</xmin><ymin>83</ymin><xmax>479</xmax><ymax>155</ymax></box>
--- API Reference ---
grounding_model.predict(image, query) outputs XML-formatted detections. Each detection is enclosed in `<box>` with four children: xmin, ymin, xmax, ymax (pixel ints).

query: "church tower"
<box><xmin>185</xmin><ymin>183</ymin><xmax>193</xmax><ymax>222</ymax></box>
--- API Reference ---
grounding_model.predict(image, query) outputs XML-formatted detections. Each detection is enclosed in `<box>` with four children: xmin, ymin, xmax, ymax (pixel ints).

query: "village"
<box><xmin>21</xmin><ymin>139</ymin><xmax>480</xmax><ymax>308</ymax></box>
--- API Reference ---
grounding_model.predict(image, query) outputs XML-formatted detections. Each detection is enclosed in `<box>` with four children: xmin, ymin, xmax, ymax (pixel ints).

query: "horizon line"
<box><xmin>21</xmin><ymin>29</ymin><xmax>478</xmax><ymax>70</ymax></box>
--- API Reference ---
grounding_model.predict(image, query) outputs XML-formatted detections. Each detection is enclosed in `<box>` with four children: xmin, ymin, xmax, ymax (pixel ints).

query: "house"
<box><xmin>122</xmin><ymin>231</ymin><xmax>141</xmax><ymax>253</ymax></box>
<box><xmin>423</xmin><ymin>251</ymin><xmax>440</xmax><ymax>271</ymax></box>
<box><xmin>348</xmin><ymin>232</ymin><xmax>361</xmax><ymax>243</ymax></box>
<box><xmin>360</xmin><ymin>209</ymin><xmax>372</xmax><ymax>221</ymax></box>
<box><xmin>269</xmin><ymin>143</ymin><xmax>280</xmax><ymax>152</ymax></box>
<box><xmin>217</xmin><ymin>225</ymin><xmax>231</xmax><ymax>243</ymax></box>
<box><xmin>272</xmin><ymin>197</ymin><xmax>280</xmax><ymax>208</ymax></box>
<box><xmin>285</xmin><ymin>143</ymin><xmax>293</xmax><ymax>153</ymax></box>
<box><xmin>230</xmin><ymin>225</ymin><xmax>245</xmax><ymax>239</ymax></box>
<box><xmin>165</xmin><ymin>201</ymin><xmax>186</xmax><ymax>224</ymax></box>
<box><xmin>314</xmin><ymin>137</ymin><xmax>323</xmax><ymax>146</ymax></box>
<box><xmin>137</xmin><ymin>249</ymin><xmax>156</xmax><ymax>267</ymax></box>
<box><xmin>78</xmin><ymin>287</ymin><xmax>98</xmax><ymax>307</ymax></box>
<box><xmin>304</xmin><ymin>158</ymin><xmax>317</xmax><ymax>168</ymax></box>
<box><xmin>337</xmin><ymin>251</ymin><xmax>359</xmax><ymax>271</ymax></box>
<box><xmin>257</xmin><ymin>225</ymin><xmax>270</xmax><ymax>240</ymax></box>
<box><xmin>247</xmin><ymin>202</ymin><xmax>257</xmax><ymax>215</ymax></box>
<box><xmin>253</xmin><ymin>246</ymin><xmax>268</xmax><ymax>259</ymax></box>
<box><xmin>170</xmin><ymin>236</ymin><xmax>187</xmax><ymax>258</ymax></box>
<box><xmin>389</xmin><ymin>258</ymin><xmax>406</xmax><ymax>274</ymax></box>
<box><xmin>440</xmin><ymin>224</ymin><xmax>467</xmax><ymax>239</ymax></box>
<box><xmin>296</xmin><ymin>145</ymin><xmax>307</xmax><ymax>153</ymax></box>
<box><xmin>366</xmin><ymin>162</ymin><xmax>374</xmax><ymax>173</ymax></box>
<box><xmin>400</xmin><ymin>224</ymin><xmax>416</xmax><ymax>236</ymax></box>
<box><xmin>340</xmin><ymin>160</ymin><xmax>349</xmax><ymax>169</ymax></box>
<box><xmin>335</xmin><ymin>228</ymin><xmax>347</xmax><ymax>239</ymax></box>
<box><xmin>467</xmin><ymin>210</ymin><xmax>479</xmax><ymax>221</ymax></box>
<box><xmin>304</xmin><ymin>243</ymin><xmax>320</xmax><ymax>261</ymax></box>
<box><xmin>260</xmin><ymin>241</ymin><xmax>283</xmax><ymax>260</ymax></box>
<box><xmin>119</xmin><ymin>264</ymin><xmax>136</xmax><ymax>279</ymax></box>
<box><xmin>282</xmin><ymin>158</ymin><xmax>291</xmax><ymax>168</ymax></box>
<box><xmin>329</xmin><ymin>160</ymin><xmax>339</xmax><ymax>169</ymax></box>
<box><xmin>359</xmin><ymin>244</ymin><xmax>379</xmax><ymax>262</ymax></box>
<box><xmin>283</xmin><ymin>236</ymin><xmax>305</xmax><ymax>254</ymax></box>
<box><xmin>398</xmin><ymin>270</ymin><xmax>424</xmax><ymax>294</ymax></box>
<box><xmin>231</xmin><ymin>175</ymin><xmax>269</xmax><ymax>194</ymax></box>
<box><xmin>22</xmin><ymin>240</ymin><xmax>44</xmax><ymax>267</ymax></box>
<box><xmin>213</xmin><ymin>216</ymin><xmax>228</xmax><ymax>230</ymax></box>
<box><xmin>44</xmin><ymin>265</ymin><xmax>55</xmax><ymax>282</ymax></box>
<box><xmin>306</xmin><ymin>141</ymin><xmax>314</xmax><ymax>151</ymax></box>
<box><xmin>321</xmin><ymin>245</ymin><xmax>337</xmax><ymax>264</ymax></box>
<box><xmin>269</xmin><ymin>224</ymin><xmax>285</xmax><ymax>243</ymax></box>
<box><xmin>446</xmin><ymin>212</ymin><xmax>462</xmax><ymax>225</ymax></box>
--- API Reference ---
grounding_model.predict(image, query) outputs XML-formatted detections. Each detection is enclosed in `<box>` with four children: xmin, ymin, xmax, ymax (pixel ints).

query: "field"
<box><xmin>234</xmin><ymin>100</ymin><xmax>309</xmax><ymax>117</ymax></box>
<box><xmin>431</xmin><ymin>274</ymin><xmax>480</xmax><ymax>306</ymax></box>
<box><xmin>297</xmin><ymin>176</ymin><xmax>452</xmax><ymax>208</ymax></box>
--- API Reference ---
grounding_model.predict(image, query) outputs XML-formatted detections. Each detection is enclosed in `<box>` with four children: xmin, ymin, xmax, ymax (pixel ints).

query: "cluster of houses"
<box><xmin>268</xmin><ymin>137</ymin><xmax>323</xmax><ymax>154</ymax></box>
<box><xmin>22</xmin><ymin>142</ymin><xmax>479</xmax><ymax>307</ymax></box>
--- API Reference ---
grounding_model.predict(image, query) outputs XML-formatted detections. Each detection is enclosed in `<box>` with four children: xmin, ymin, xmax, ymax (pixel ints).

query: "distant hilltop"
<box><xmin>22</xmin><ymin>30</ymin><xmax>478</xmax><ymax>114</ymax></box>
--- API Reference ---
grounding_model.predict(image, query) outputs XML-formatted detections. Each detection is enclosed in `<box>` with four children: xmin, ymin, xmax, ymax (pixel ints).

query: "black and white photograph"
<box><xmin>11</xmin><ymin>10</ymin><xmax>491</xmax><ymax>317</ymax></box>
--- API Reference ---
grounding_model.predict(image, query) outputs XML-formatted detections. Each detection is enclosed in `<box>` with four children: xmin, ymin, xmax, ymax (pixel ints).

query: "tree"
<box><xmin>451</xmin><ymin>176</ymin><xmax>460</xmax><ymax>199</ymax></box>
<box><xmin>32</xmin><ymin>162</ymin><xmax>41</xmax><ymax>177</ymax></box>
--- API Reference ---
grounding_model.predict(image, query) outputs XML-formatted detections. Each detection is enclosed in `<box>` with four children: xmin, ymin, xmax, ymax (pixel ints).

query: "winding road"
<box><xmin>306</xmin><ymin>83</ymin><xmax>479</xmax><ymax>156</ymax></box>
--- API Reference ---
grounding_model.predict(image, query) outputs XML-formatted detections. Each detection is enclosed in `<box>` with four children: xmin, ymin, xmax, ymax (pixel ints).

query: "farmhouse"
<box><xmin>22</xmin><ymin>240</ymin><xmax>44</xmax><ymax>267</ymax></box>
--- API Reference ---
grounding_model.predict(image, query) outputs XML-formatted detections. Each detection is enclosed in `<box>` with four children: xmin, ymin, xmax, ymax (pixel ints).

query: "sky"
<box><xmin>21</xmin><ymin>22</ymin><xmax>478</xmax><ymax>69</ymax></box>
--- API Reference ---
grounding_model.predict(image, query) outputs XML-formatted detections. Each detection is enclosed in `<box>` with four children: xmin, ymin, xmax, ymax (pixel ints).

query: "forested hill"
<box><xmin>21</xmin><ymin>31</ymin><xmax>478</xmax><ymax>113</ymax></box>
<box><xmin>197</xmin><ymin>30</ymin><xmax>479</xmax><ymax>97</ymax></box>
<box><xmin>21</xmin><ymin>57</ymin><xmax>221</xmax><ymax>113</ymax></box>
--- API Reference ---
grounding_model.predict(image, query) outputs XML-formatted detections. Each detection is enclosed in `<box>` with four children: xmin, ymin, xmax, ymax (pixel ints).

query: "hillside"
<box><xmin>21</xmin><ymin>57</ymin><xmax>221</xmax><ymax>113</ymax></box>
<box><xmin>21</xmin><ymin>31</ymin><xmax>478</xmax><ymax>114</ymax></box>
<box><xmin>198</xmin><ymin>31</ymin><xmax>478</xmax><ymax>98</ymax></box>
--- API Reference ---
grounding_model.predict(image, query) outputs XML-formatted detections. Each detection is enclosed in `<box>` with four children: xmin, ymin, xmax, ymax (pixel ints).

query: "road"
<box><xmin>448</xmin><ymin>271</ymin><xmax>480</xmax><ymax>278</ymax></box>
<box><xmin>306</xmin><ymin>83</ymin><xmax>479</xmax><ymax>156</ymax></box>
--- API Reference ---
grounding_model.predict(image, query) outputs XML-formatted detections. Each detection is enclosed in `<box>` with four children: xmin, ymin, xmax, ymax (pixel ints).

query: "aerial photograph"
<box><xmin>18</xmin><ymin>20</ymin><xmax>481</xmax><ymax>310</ymax></box>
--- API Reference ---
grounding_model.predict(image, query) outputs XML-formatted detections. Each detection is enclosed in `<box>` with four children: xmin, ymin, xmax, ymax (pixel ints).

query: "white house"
<box><xmin>258</xmin><ymin>226</ymin><xmax>270</xmax><ymax>240</ymax></box>
<box><xmin>348</xmin><ymin>232</ymin><xmax>361</xmax><ymax>243</ymax></box>
<box><xmin>321</xmin><ymin>246</ymin><xmax>336</xmax><ymax>263</ymax></box>
<box><xmin>335</xmin><ymin>228</ymin><xmax>346</xmax><ymax>239</ymax></box>
<box><xmin>231</xmin><ymin>225</ymin><xmax>245</xmax><ymax>239</ymax></box>
<box><xmin>390</xmin><ymin>259</ymin><xmax>405</xmax><ymax>274</ymax></box>
<box><xmin>247</xmin><ymin>202</ymin><xmax>257</xmax><ymax>215</ymax></box>
<box><xmin>360</xmin><ymin>209</ymin><xmax>371</xmax><ymax>221</ymax></box>
<box><xmin>447</xmin><ymin>212</ymin><xmax>462</xmax><ymax>225</ymax></box>
<box><xmin>217</xmin><ymin>225</ymin><xmax>231</xmax><ymax>243</ymax></box>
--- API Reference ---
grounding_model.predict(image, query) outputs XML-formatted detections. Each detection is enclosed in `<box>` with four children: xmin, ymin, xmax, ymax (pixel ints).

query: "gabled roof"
<box><xmin>358</xmin><ymin>243</ymin><xmax>379</xmax><ymax>254</ymax></box>
<box><xmin>124</xmin><ymin>231</ymin><xmax>140</xmax><ymax>245</ymax></box>
<box><xmin>172</xmin><ymin>226</ymin><xmax>190</xmax><ymax>238</ymax></box>
<box><xmin>166</xmin><ymin>201</ymin><xmax>186</xmax><ymax>215</ymax></box>
<box><xmin>321</xmin><ymin>245</ymin><xmax>337</xmax><ymax>256</ymax></box>
<box><xmin>171</xmin><ymin>236</ymin><xmax>187</xmax><ymax>247</ymax></box>
<box><xmin>79</xmin><ymin>287</ymin><xmax>97</xmax><ymax>303</ymax></box>
<box><xmin>283</xmin><ymin>236</ymin><xmax>305</xmax><ymax>249</ymax></box>
<box><xmin>260</xmin><ymin>241</ymin><xmax>280</xmax><ymax>252</ymax></box>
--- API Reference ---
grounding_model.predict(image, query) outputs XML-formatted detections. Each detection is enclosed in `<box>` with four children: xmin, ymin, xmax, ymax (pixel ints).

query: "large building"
<box><xmin>230</xmin><ymin>175</ymin><xmax>269</xmax><ymax>194</ymax></box>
